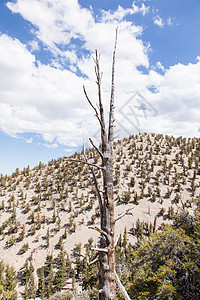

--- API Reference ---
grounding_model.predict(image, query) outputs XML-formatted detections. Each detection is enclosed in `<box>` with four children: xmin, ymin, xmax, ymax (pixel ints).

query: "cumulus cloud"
<box><xmin>0</xmin><ymin>0</ymin><xmax>199</xmax><ymax>154</ymax></box>
<box><xmin>0</xmin><ymin>33</ymin><xmax>90</xmax><ymax>145</ymax></box>
<box><xmin>7</xmin><ymin>0</ymin><xmax>94</xmax><ymax>61</ymax></box>
<box><xmin>144</xmin><ymin>60</ymin><xmax>200</xmax><ymax>136</ymax></box>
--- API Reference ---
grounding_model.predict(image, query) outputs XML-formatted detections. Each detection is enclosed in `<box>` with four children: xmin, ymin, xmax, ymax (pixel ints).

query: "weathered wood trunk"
<box><xmin>81</xmin><ymin>29</ymin><xmax>131</xmax><ymax>300</ymax></box>
<box><xmin>69</xmin><ymin>28</ymin><xmax>131</xmax><ymax>300</ymax></box>
<box><xmin>99</xmin><ymin>141</ymin><xmax>116</xmax><ymax>299</ymax></box>
<box><xmin>96</xmin><ymin>28</ymin><xmax>117</xmax><ymax>299</ymax></box>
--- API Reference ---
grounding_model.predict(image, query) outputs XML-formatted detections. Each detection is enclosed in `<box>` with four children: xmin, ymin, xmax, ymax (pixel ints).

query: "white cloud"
<box><xmin>167</xmin><ymin>17</ymin><xmax>172</xmax><ymax>26</ymax></box>
<box><xmin>144</xmin><ymin>60</ymin><xmax>200</xmax><ymax>137</ymax></box>
<box><xmin>64</xmin><ymin>148</ymin><xmax>75</xmax><ymax>153</ymax></box>
<box><xmin>166</xmin><ymin>17</ymin><xmax>178</xmax><ymax>27</ymax></box>
<box><xmin>154</xmin><ymin>15</ymin><xmax>164</xmax><ymax>28</ymax></box>
<box><xmin>28</xmin><ymin>39</ymin><xmax>39</xmax><ymax>51</ymax></box>
<box><xmin>156</xmin><ymin>61</ymin><xmax>165</xmax><ymax>72</ymax></box>
<box><xmin>7</xmin><ymin>0</ymin><xmax>94</xmax><ymax>60</ymax></box>
<box><xmin>0</xmin><ymin>0</ymin><xmax>199</xmax><ymax>153</ymax></box>
<box><xmin>0</xmin><ymin>34</ymin><xmax>91</xmax><ymax>145</ymax></box>
<box><xmin>101</xmin><ymin>2</ymin><xmax>149</xmax><ymax>22</ymax></box>
<box><xmin>43</xmin><ymin>143</ymin><xmax>58</xmax><ymax>149</ymax></box>
<box><xmin>26</xmin><ymin>137</ymin><xmax>33</xmax><ymax>143</ymax></box>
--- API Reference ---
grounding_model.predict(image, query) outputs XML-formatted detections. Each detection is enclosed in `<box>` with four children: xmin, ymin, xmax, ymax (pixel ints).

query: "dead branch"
<box><xmin>89</xmin><ymin>138</ymin><xmax>103</xmax><ymax>159</ymax></box>
<box><xmin>114</xmin><ymin>235</ymin><xmax>120</xmax><ymax>248</ymax></box>
<box><xmin>66</xmin><ymin>158</ymin><xmax>104</xmax><ymax>170</ymax></box>
<box><xmin>83</xmin><ymin>85</ymin><xmax>105</xmax><ymax>133</ymax></box>
<box><xmin>88</xmin><ymin>256</ymin><xmax>99</xmax><ymax>266</ymax></box>
<box><xmin>88</xmin><ymin>226</ymin><xmax>111</xmax><ymax>243</ymax></box>
<box><xmin>108</xmin><ymin>27</ymin><xmax>118</xmax><ymax>143</ymax></box>
<box><xmin>91</xmin><ymin>247</ymin><xmax>108</xmax><ymax>253</ymax></box>
<box><xmin>115</xmin><ymin>270</ymin><xmax>131</xmax><ymax>300</ymax></box>
<box><xmin>94</xmin><ymin>50</ymin><xmax>107</xmax><ymax>147</ymax></box>
<box><xmin>115</xmin><ymin>207</ymin><xmax>134</xmax><ymax>223</ymax></box>
<box><xmin>83</xmin><ymin>146</ymin><xmax>103</xmax><ymax>217</ymax></box>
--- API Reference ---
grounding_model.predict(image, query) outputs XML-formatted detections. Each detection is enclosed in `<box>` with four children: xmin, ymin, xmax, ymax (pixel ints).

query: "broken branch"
<box><xmin>88</xmin><ymin>256</ymin><xmax>99</xmax><ymax>266</ymax></box>
<box><xmin>66</xmin><ymin>158</ymin><xmax>104</xmax><ymax>170</ymax></box>
<box><xmin>89</xmin><ymin>138</ymin><xmax>103</xmax><ymax>159</ymax></box>
<box><xmin>88</xmin><ymin>226</ymin><xmax>110</xmax><ymax>243</ymax></box>
<box><xmin>83</xmin><ymin>146</ymin><xmax>103</xmax><ymax>217</ymax></box>
<box><xmin>115</xmin><ymin>270</ymin><xmax>131</xmax><ymax>300</ymax></box>
<box><xmin>115</xmin><ymin>207</ymin><xmax>134</xmax><ymax>223</ymax></box>
<box><xmin>91</xmin><ymin>247</ymin><xmax>108</xmax><ymax>253</ymax></box>
<box><xmin>114</xmin><ymin>235</ymin><xmax>120</xmax><ymax>248</ymax></box>
<box><xmin>108</xmin><ymin>27</ymin><xmax>118</xmax><ymax>142</ymax></box>
<box><xmin>83</xmin><ymin>85</ymin><xmax>105</xmax><ymax>133</ymax></box>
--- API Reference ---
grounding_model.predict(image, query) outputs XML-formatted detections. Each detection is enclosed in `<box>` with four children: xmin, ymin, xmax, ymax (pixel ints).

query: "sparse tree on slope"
<box><xmin>37</xmin><ymin>267</ymin><xmax>45</xmax><ymax>299</ymax></box>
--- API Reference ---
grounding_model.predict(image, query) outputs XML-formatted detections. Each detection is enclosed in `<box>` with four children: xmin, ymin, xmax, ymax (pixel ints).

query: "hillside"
<box><xmin>0</xmin><ymin>133</ymin><xmax>200</xmax><ymax>299</ymax></box>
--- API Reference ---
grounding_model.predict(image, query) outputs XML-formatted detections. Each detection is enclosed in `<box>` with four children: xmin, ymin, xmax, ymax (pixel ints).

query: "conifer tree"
<box><xmin>23</xmin><ymin>261</ymin><xmax>36</xmax><ymax>300</ymax></box>
<box><xmin>4</xmin><ymin>265</ymin><xmax>17</xmax><ymax>300</ymax></box>
<box><xmin>18</xmin><ymin>224</ymin><xmax>25</xmax><ymax>242</ymax></box>
<box><xmin>24</xmin><ymin>272</ymin><xmax>36</xmax><ymax>300</ymax></box>
<box><xmin>46</xmin><ymin>227</ymin><xmax>50</xmax><ymax>248</ymax></box>
<box><xmin>43</xmin><ymin>253</ymin><xmax>54</xmax><ymax>297</ymax></box>
<box><xmin>122</xmin><ymin>227</ymin><xmax>127</xmax><ymax>255</ymax></box>
<box><xmin>54</xmin><ymin>245</ymin><xmax>71</xmax><ymax>292</ymax></box>
<box><xmin>46</xmin><ymin>263</ymin><xmax>54</xmax><ymax>297</ymax></box>
<box><xmin>37</xmin><ymin>267</ymin><xmax>45</xmax><ymax>299</ymax></box>
<box><xmin>0</xmin><ymin>260</ymin><xmax>4</xmax><ymax>286</ymax></box>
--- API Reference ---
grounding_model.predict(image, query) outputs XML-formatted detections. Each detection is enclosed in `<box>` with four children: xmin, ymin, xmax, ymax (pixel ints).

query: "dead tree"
<box><xmin>69</xmin><ymin>29</ymin><xmax>131</xmax><ymax>300</ymax></box>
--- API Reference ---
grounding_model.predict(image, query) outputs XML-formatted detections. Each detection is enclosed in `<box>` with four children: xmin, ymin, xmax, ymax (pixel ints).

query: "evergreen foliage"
<box><xmin>54</xmin><ymin>245</ymin><xmax>71</xmax><ymax>292</ymax></box>
<box><xmin>117</xmin><ymin>198</ymin><xmax>200</xmax><ymax>299</ymax></box>
<box><xmin>0</xmin><ymin>260</ymin><xmax>17</xmax><ymax>300</ymax></box>
<box><xmin>22</xmin><ymin>260</ymin><xmax>36</xmax><ymax>300</ymax></box>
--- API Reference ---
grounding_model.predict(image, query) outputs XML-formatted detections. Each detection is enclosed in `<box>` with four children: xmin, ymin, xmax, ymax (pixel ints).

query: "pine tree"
<box><xmin>47</xmin><ymin>263</ymin><xmax>54</xmax><ymax>297</ymax></box>
<box><xmin>72</xmin><ymin>269</ymin><xmax>75</xmax><ymax>292</ymax></box>
<box><xmin>22</xmin><ymin>260</ymin><xmax>36</xmax><ymax>299</ymax></box>
<box><xmin>46</xmin><ymin>227</ymin><xmax>50</xmax><ymax>248</ymax></box>
<box><xmin>21</xmin><ymin>259</ymin><xmax>29</xmax><ymax>285</ymax></box>
<box><xmin>24</xmin><ymin>272</ymin><xmax>36</xmax><ymax>300</ymax></box>
<box><xmin>74</xmin><ymin>243</ymin><xmax>83</xmax><ymax>278</ymax></box>
<box><xmin>0</xmin><ymin>260</ymin><xmax>4</xmax><ymax>286</ymax></box>
<box><xmin>54</xmin><ymin>245</ymin><xmax>71</xmax><ymax>292</ymax></box>
<box><xmin>82</xmin><ymin>239</ymin><xmax>99</xmax><ymax>296</ymax></box>
<box><xmin>37</xmin><ymin>267</ymin><xmax>45</xmax><ymax>299</ymax></box>
<box><xmin>4</xmin><ymin>265</ymin><xmax>17</xmax><ymax>300</ymax></box>
<box><xmin>44</xmin><ymin>253</ymin><xmax>54</xmax><ymax>297</ymax></box>
<box><xmin>18</xmin><ymin>224</ymin><xmax>25</xmax><ymax>242</ymax></box>
<box><xmin>122</xmin><ymin>227</ymin><xmax>127</xmax><ymax>253</ymax></box>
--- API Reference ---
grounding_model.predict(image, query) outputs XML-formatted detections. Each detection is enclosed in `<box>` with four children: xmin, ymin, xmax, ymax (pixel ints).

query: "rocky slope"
<box><xmin>0</xmin><ymin>133</ymin><xmax>199</xmax><ymax>298</ymax></box>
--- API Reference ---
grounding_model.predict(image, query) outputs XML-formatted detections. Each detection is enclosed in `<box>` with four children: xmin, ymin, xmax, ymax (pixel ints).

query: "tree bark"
<box><xmin>98</xmin><ymin>29</ymin><xmax>118</xmax><ymax>300</ymax></box>
<box><xmin>99</xmin><ymin>146</ymin><xmax>116</xmax><ymax>299</ymax></box>
<box><xmin>83</xmin><ymin>28</ymin><xmax>130</xmax><ymax>299</ymax></box>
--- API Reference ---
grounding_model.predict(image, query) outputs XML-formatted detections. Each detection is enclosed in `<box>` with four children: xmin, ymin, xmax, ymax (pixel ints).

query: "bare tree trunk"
<box><xmin>99</xmin><ymin>147</ymin><xmax>116</xmax><ymax>299</ymax></box>
<box><xmin>71</xmin><ymin>28</ymin><xmax>131</xmax><ymax>299</ymax></box>
<box><xmin>93</xmin><ymin>29</ymin><xmax>117</xmax><ymax>300</ymax></box>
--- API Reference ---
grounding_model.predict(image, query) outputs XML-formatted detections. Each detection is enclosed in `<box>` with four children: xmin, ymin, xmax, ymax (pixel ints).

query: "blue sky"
<box><xmin>0</xmin><ymin>0</ymin><xmax>200</xmax><ymax>175</ymax></box>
